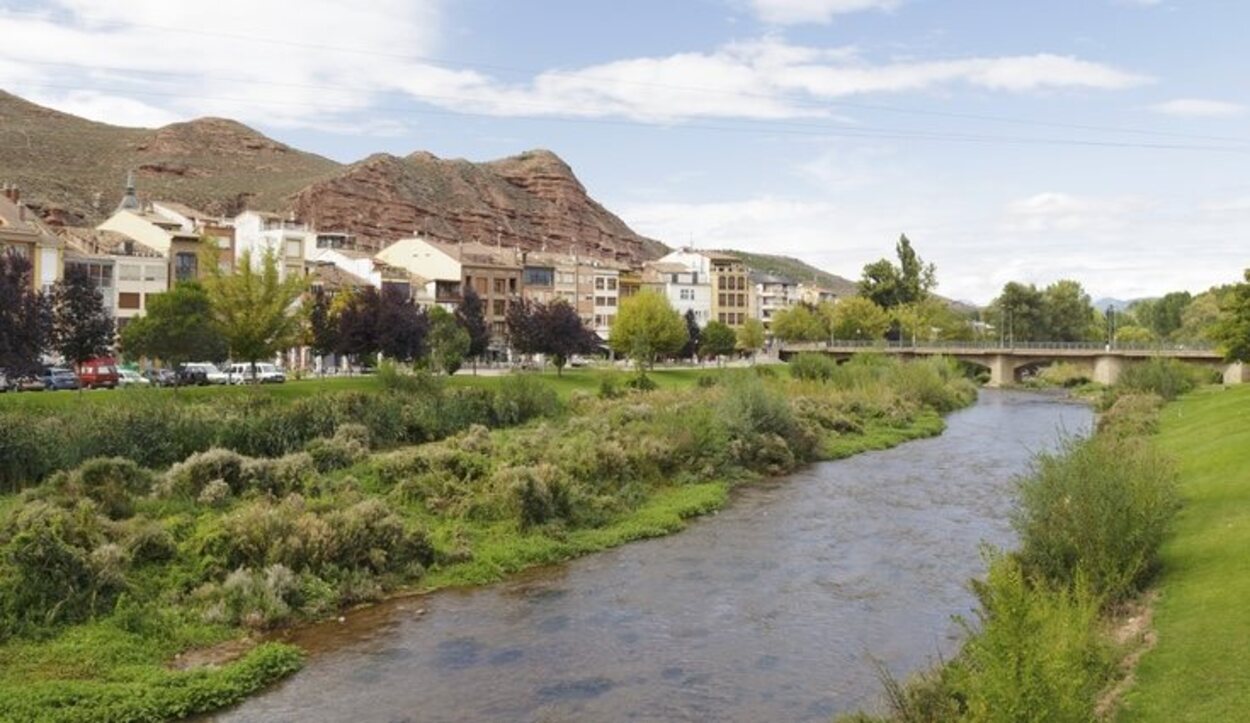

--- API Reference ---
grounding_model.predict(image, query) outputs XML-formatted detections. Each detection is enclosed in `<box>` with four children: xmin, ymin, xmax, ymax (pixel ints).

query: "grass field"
<box><xmin>0</xmin><ymin>367</ymin><xmax>721</xmax><ymax>412</ymax></box>
<box><xmin>1119</xmin><ymin>385</ymin><xmax>1250</xmax><ymax>721</ymax></box>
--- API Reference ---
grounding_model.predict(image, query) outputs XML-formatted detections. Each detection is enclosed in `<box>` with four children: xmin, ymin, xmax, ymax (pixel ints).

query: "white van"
<box><xmin>226</xmin><ymin>362</ymin><xmax>286</xmax><ymax>384</ymax></box>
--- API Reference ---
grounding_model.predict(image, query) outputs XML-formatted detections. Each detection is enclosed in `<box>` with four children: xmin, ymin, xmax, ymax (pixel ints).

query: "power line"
<box><xmin>2</xmin><ymin>7</ymin><xmax>1248</xmax><ymax>147</ymax></box>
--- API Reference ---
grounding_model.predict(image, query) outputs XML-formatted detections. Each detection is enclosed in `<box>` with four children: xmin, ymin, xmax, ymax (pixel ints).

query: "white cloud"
<box><xmin>749</xmin><ymin>0</ymin><xmax>899</xmax><ymax>25</ymax></box>
<box><xmin>1201</xmin><ymin>196</ymin><xmax>1250</xmax><ymax>213</ymax></box>
<box><xmin>1149</xmin><ymin>98</ymin><xmax>1246</xmax><ymax>118</ymax></box>
<box><xmin>1003</xmin><ymin>192</ymin><xmax>1152</xmax><ymax>235</ymax></box>
<box><xmin>0</xmin><ymin>5</ymin><xmax>1149</xmax><ymax>131</ymax></box>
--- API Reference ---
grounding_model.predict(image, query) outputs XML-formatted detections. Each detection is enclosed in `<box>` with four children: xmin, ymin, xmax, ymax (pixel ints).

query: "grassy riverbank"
<box><xmin>0</xmin><ymin>357</ymin><xmax>974</xmax><ymax>722</ymax></box>
<box><xmin>1117</xmin><ymin>385</ymin><xmax>1250</xmax><ymax>721</ymax></box>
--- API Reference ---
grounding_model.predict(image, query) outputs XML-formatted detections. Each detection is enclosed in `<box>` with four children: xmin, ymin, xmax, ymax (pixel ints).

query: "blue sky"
<box><xmin>1</xmin><ymin>0</ymin><xmax>1247</xmax><ymax>302</ymax></box>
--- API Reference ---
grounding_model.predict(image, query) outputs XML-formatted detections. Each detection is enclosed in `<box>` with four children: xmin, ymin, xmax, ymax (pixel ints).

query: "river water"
<box><xmin>215</xmin><ymin>389</ymin><xmax>1091</xmax><ymax>723</ymax></box>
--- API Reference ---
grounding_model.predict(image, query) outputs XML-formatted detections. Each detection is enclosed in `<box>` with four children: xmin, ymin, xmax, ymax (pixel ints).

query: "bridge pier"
<box><xmin>1093</xmin><ymin>355</ymin><xmax>1126</xmax><ymax>386</ymax></box>
<box><xmin>1225</xmin><ymin>362</ymin><xmax>1249</xmax><ymax>385</ymax></box>
<box><xmin>986</xmin><ymin>354</ymin><xmax>1014</xmax><ymax>388</ymax></box>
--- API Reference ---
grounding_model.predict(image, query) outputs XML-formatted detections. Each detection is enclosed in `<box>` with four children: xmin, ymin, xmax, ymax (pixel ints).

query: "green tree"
<box><xmin>0</xmin><ymin>251</ymin><xmax>50</xmax><ymax>375</ymax></box>
<box><xmin>829</xmin><ymin>297</ymin><xmax>891</xmax><ymax>340</ymax></box>
<box><xmin>1212</xmin><ymin>270</ymin><xmax>1250</xmax><ymax>362</ymax></box>
<box><xmin>51</xmin><ymin>265</ymin><xmax>114</xmax><ymax>370</ymax></box>
<box><xmin>1176</xmin><ymin>290</ymin><xmax>1226</xmax><ymax>343</ymax></box>
<box><xmin>120</xmin><ymin>282</ymin><xmax>226</xmax><ymax>367</ymax></box>
<box><xmin>1114</xmin><ymin>325</ymin><xmax>1154</xmax><ymax>344</ymax></box>
<box><xmin>1041</xmin><ymin>280</ymin><xmax>1097</xmax><ymax>342</ymax></box>
<box><xmin>699</xmin><ymin>320</ymin><xmax>737</xmax><ymax>364</ymax></box>
<box><xmin>771</xmin><ymin>303</ymin><xmax>828</xmax><ymax>343</ymax></box>
<box><xmin>455</xmin><ymin>287</ymin><xmax>491</xmax><ymax>373</ymax></box>
<box><xmin>202</xmin><ymin>249</ymin><xmax>305</xmax><ymax>379</ymax></box>
<box><xmin>1133</xmin><ymin>291</ymin><xmax>1193</xmax><ymax>340</ymax></box>
<box><xmin>989</xmin><ymin>282</ymin><xmax>1047</xmax><ymax>343</ymax></box>
<box><xmin>428</xmin><ymin>306</ymin><xmax>470</xmax><ymax>375</ymax></box>
<box><xmin>858</xmin><ymin>234</ymin><xmax>936</xmax><ymax>309</ymax></box>
<box><xmin>609</xmin><ymin>290</ymin><xmax>687</xmax><ymax>373</ymax></box>
<box><xmin>737</xmin><ymin>318</ymin><xmax>766</xmax><ymax>363</ymax></box>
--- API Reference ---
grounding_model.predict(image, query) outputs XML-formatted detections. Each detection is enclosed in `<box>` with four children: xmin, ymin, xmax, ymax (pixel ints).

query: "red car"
<box><xmin>78</xmin><ymin>357</ymin><xmax>120</xmax><ymax>389</ymax></box>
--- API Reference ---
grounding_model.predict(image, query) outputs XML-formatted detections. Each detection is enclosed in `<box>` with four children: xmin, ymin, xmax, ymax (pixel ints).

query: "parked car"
<box><xmin>175</xmin><ymin>365</ymin><xmax>209</xmax><ymax>386</ymax></box>
<box><xmin>143</xmin><ymin>368</ymin><xmax>178</xmax><ymax>387</ymax></box>
<box><xmin>40</xmin><ymin>366</ymin><xmax>81</xmax><ymax>391</ymax></box>
<box><xmin>183</xmin><ymin>362</ymin><xmax>230</xmax><ymax>385</ymax></box>
<box><xmin>78</xmin><ymin>357</ymin><xmax>120</xmax><ymax>389</ymax></box>
<box><xmin>227</xmin><ymin>362</ymin><xmax>286</xmax><ymax>384</ymax></box>
<box><xmin>117</xmin><ymin>368</ymin><xmax>151</xmax><ymax>387</ymax></box>
<box><xmin>14</xmin><ymin>375</ymin><xmax>45</xmax><ymax>392</ymax></box>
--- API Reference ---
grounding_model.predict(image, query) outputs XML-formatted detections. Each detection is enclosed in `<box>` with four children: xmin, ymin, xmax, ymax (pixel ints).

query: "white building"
<box><xmin>752</xmin><ymin>272</ymin><xmax>799</xmax><ymax>331</ymax></box>
<box><xmin>232</xmin><ymin>210</ymin><xmax>313</xmax><ymax>280</ymax></box>
<box><xmin>642</xmin><ymin>261</ymin><xmax>712</xmax><ymax>326</ymax></box>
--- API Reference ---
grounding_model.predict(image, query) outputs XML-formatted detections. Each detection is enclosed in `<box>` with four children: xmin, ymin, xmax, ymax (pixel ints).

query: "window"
<box><xmin>285</xmin><ymin>239</ymin><xmax>302</xmax><ymax>258</ymax></box>
<box><xmin>118</xmin><ymin>292</ymin><xmax>141</xmax><ymax>309</ymax></box>
<box><xmin>718</xmin><ymin>313</ymin><xmax>726</xmax><ymax>324</ymax></box>
<box><xmin>557</xmin><ymin>271</ymin><xmax>576</xmax><ymax>285</ymax></box>
<box><xmin>524</xmin><ymin>267</ymin><xmax>554</xmax><ymax>286</ymax></box>
<box><xmin>607</xmin><ymin>297</ymin><xmax>617</xmax><ymax>307</ymax></box>
<box><xmin>606</xmin><ymin>278</ymin><xmax>617</xmax><ymax>291</ymax></box>
<box><xmin>718</xmin><ymin>293</ymin><xmax>726</xmax><ymax>307</ymax></box>
<box><xmin>738</xmin><ymin>293</ymin><xmax>746</xmax><ymax>307</ymax></box>
<box><xmin>475</xmin><ymin>277</ymin><xmax>488</xmax><ymax>294</ymax></box>
<box><xmin>494</xmin><ymin>278</ymin><xmax>506</xmax><ymax>294</ymax></box>
<box><xmin>679</xmin><ymin>288</ymin><xmax>694</xmax><ymax>301</ymax></box>
<box><xmin>144</xmin><ymin>264</ymin><xmax>166</xmax><ymax>282</ymax></box>
<box><xmin>595</xmin><ymin>277</ymin><xmax>605</xmax><ymax>290</ymax></box>
<box><xmin>175</xmin><ymin>252</ymin><xmax>198</xmax><ymax>282</ymax></box>
<box><xmin>718</xmin><ymin>276</ymin><xmax>727</xmax><ymax>289</ymax></box>
<box><xmin>118</xmin><ymin>264</ymin><xmax>141</xmax><ymax>281</ymax></box>
<box><xmin>509</xmin><ymin>278</ymin><xmax>517</xmax><ymax>293</ymax></box>
<box><xmin>493</xmin><ymin>299</ymin><xmax>505</xmax><ymax>316</ymax></box>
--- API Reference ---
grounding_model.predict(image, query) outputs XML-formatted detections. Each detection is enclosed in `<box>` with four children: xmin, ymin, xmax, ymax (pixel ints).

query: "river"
<box><xmin>214</xmin><ymin>389</ymin><xmax>1092</xmax><ymax>723</ymax></box>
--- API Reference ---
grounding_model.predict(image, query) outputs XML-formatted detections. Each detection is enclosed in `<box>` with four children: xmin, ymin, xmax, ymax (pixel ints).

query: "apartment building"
<box><xmin>642</xmin><ymin>261</ymin><xmax>712</xmax><ymax>326</ymax></box>
<box><xmin>232</xmin><ymin>210</ymin><xmax>313</xmax><ymax>281</ymax></box>
<box><xmin>752</xmin><ymin>272</ymin><xmax>799</xmax><ymax>331</ymax></box>
<box><xmin>797</xmin><ymin>283</ymin><xmax>838</xmax><ymax>306</ymax></box>
<box><xmin>59</xmin><ymin>227</ymin><xmax>166</xmax><ymax>330</ymax></box>
<box><xmin>0</xmin><ymin>185</ymin><xmax>62</xmax><ymax>292</ymax></box>
<box><xmin>376</xmin><ymin>236</ymin><xmax>522</xmax><ymax>338</ymax></box>
<box><xmin>656</xmin><ymin>249</ymin><xmax>751</xmax><ymax>327</ymax></box>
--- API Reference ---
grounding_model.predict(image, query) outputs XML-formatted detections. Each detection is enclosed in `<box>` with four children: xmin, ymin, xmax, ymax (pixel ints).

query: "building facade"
<box><xmin>232</xmin><ymin>210</ymin><xmax>313</xmax><ymax>281</ymax></box>
<box><xmin>752</xmin><ymin>272</ymin><xmax>799</xmax><ymax>331</ymax></box>
<box><xmin>642</xmin><ymin>261</ymin><xmax>712</xmax><ymax>326</ymax></box>
<box><xmin>0</xmin><ymin>185</ymin><xmax>63</xmax><ymax>292</ymax></box>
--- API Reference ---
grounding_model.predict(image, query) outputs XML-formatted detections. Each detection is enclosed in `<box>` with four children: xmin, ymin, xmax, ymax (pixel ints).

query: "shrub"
<box><xmin>789</xmin><ymin>353</ymin><xmax>838</xmax><ymax>381</ymax></box>
<box><xmin>624</xmin><ymin>374</ymin><xmax>658</xmax><ymax>392</ymax></box>
<box><xmin>1013</xmin><ymin>435</ymin><xmax>1179</xmax><ymax>602</ymax></box>
<box><xmin>323</xmin><ymin>498</ymin><xmax>434</xmax><ymax>574</ymax></box>
<box><xmin>598</xmin><ymin>374</ymin><xmax>624</xmax><ymax>399</ymax></box>
<box><xmin>203</xmin><ymin>564</ymin><xmax>300</xmax><ymax>629</ymax></box>
<box><xmin>304</xmin><ymin>436</ymin><xmax>367</xmax><ymax>473</ymax></box>
<box><xmin>163</xmin><ymin>448</ymin><xmax>248</xmax><ymax>498</ymax></box>
<box><xmin>55</xmin><ymin>457</ymin><xmax>155</xmax><ymax>519</ymax></box>
<box><xmin>1115</xmin><ymin>357</ymin><xmax>1198</xmax><ymax>401</ymax></box>
<box><xmin>123</xmin><ymin>520</ymin><xmax>177</xmax><ymax>565</ymax></box>
<box><xmin>377</xmin><ymin>363</ymin><xmax>443</xmax><ymax>396</ymax></box>
<box><xmin>1097</xmin><ymin>393</ymin><xmax>1164</xmax><ymax>438</ymax></box>
<box><xmin>493</xmin><ymin>374</ymin><xmax>561</xmax><ymax>425</ymax></box>
<box><xmin>1038</xmin><ymin>362</ymin><xmax>1092</xmax><ymax>388</ymax></box>
<box><xmin>501</xmin><ymin>464</ymin><xmax>574</xmax><ymax>529</ymax></box>
<box><xmin>955</xmin><ymin>555</ymin><xmax>1111</xmax><ymax>721</ymax></box>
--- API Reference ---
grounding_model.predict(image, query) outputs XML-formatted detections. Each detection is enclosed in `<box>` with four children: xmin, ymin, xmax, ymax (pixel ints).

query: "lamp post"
<box><xmin>1107</xmin><ymin>305</ymin><xmax>1116</xmax><ymax>350</ymax></box>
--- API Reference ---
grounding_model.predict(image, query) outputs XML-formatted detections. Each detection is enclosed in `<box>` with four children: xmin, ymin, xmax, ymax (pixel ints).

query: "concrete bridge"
<box><xmin>778</xmin><ymin>340</ymin><xmax>1249</xmax><ymax>387</ymax></box>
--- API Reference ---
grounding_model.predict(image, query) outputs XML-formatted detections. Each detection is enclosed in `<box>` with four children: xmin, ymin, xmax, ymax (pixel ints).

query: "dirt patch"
<box><xmin>1096</xmin><ymin>590</ymin><xmax>1159</xmax><ymax>719</ymax></box>
<box><xmin>168</xmin><ymin>637</ymin><xmax>257</xmax><ymax>671</ymax></box>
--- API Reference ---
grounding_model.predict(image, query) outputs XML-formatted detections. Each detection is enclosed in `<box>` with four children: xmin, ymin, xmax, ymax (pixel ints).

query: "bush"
<box><xmin>377</xmin><ymin>363</ymin><xmax>444</xmax><ymax>395</ymax></box>
<box><xmin>163</xmin><ymin>448</ymin><xmax>248</xmax><ymax>498</ymax></box>
<box><xmin>54</xmin><ymin>457</ymin><xmax>155</xmax><ymax>519</ymax></box>
<box><xmin>502</xmin><ymin>464</ymin><xmax>574</xmax><ymax>529</ymax></box>
<box><xmin>203</xmin><ymin>564</ymin><xmax>300</xmax><ymax>629</ymax></box>
<box><xmin>1013</xmin><ymin>435</ymin><xmax>1179</xmax><ymax>602</ymax></box>
<box><xmin>597</xmin><ymin>374</ymin><xmax>624</xmax><ymax>399</ymax></box>
<box><xmin>493</xmin><ymin>374</ymin><xmax>561</xmax><ymax>425</ymax></box>
<box><xmin>789</xmin><ymin>353</ymin><xmax>838</xmax><ymax>381</ymax></box>
<box><xmin>955</xmin><ymin>555</ymin><xmax>1111</xmax><ymax>722</ymax></box>
<box><xmin>1115</xmin><ymin>357</ymin><xmax>1199</xmax><ymax>401</ymax></box>
<box><xmin>624</xmin><ymin>374</ymin><xmax>658</xmax><ymax>392</ymax></box>
<box><xmin>1097</xmin><ymin>393</ymin><xmax>1164</xmax><ymax>438</ymax></box>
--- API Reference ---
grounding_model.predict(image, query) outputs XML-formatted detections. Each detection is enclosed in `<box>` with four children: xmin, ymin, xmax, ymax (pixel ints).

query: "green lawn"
<box><xmin>1119</xmin><ymin>385</ymin><xmax>1250</xmax><ymax>721</ymax></box>
<box><xmin>0</xmin><ymin>367</ymin><xmax>721</xmax><ymax>412</ymax></box>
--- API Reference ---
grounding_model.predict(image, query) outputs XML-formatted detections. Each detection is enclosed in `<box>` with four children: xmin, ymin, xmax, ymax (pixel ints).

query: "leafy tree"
<box><xmin>0</xmin><ymin>250</ymin><xmax>50</xmax><ymax>375</ymax></box>
<box><xmin>1041</xmin><ymin>280</ymin><xmax>1097</xmax><ymax>342</ymax></box>
<box><xmin>455</xmin><ymin>287</ymin><xmax>491</xmax><ymax>373</ymax></box>
<box><xmin>306</xmin><ymin>287</ymin><xmax>340</xmax><ymax>372</ymax></box>
<box><xmin>680</xmin><ymin>309</ymin><xmax>701</xmax><ymax>359</ymax></box>
<box><xmin>201</xmin><ymin>248</ymin><xmax>305</xmax><ymax>379</ymax></box>
<box><xmin>505</xmin><ymin>298</ymin><xmax>597</xmax><ymax>374</ymax></box>
<box><xmin>609</xmin><ymin>290</ymin><xmax>687</xmax><ymax>373</ymax></box>
<box><xmin>51</xmin><ymin>264</ymin><xmax>114</xmax><ymax>369</ymax></box>
<box><xmin>1132</xmin><ymin>292</ymin><xmax>1193</xmax><ymax>340</ymax></box>
<box><xmin>120</xmin><ymin>282</ymin><xmax>225</xmax><ymax>367</ymax></box>
<box><xmin>1212</xmin><ymin>270</ymin><xmax>1250</xmax><ymax>362</ymax></box>
<box><xmin>859</xmin><ymin>234</ymin><xmax>936</xmax><ymax>309</ymax></box>
<box><xmin>699</xmin><ymin>320</ymin><xmax>737</xmax><ymax>364</ymax></box>
<box><xmin>428</xmin><ymin>306</ymin><xmax>470</xmax><ymax>374</ymax></box>
<box><xmin>989</xmin><ymin>282</ymin><xmax>1047</xmax><ymax>343</ymax></box>
<box><xmin>376</xmin><ymin>286</ymin><xmax>428</xmax><ymax>362</ymax></box>
<box><xmin>1176</xmin><ymin>289</ymin><xmax>1226</xmax><ymax>343</ymax></box>
<box><xmin>829</xmin><ymin>297</ymin><xmax>891</xmax><ymax>340</ymax></box>
<box><xmin>336</xmin><ymin>288</ymin><xmax>379</xmax><ymax>364</ymax></box>
<box><xmin>737</xmin><ymin>318</ymin><xmax>766</xmax><ymax>363</ymax></box>
<box><xmin>1114</xmin><ymin>325</ymin><xmax>1154</xmax><ymax>344</ymax></box>
<box><xmin>771</xmin><ymin>303</ymin><xmax>828</xmax><ymax>343</ymax></box>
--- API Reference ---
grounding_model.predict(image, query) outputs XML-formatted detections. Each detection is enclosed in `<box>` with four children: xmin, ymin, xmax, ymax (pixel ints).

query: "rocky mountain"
<box><xmin>0</xmin><ymin>90</ymin><xmax>664</xmax><ymax>262</ymax></box>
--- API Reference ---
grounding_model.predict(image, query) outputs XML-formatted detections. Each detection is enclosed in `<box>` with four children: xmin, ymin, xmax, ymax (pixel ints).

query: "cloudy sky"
<box><xmin>1</xmin><ymin>0</ymin><xmax>1247</xmax><ymax>303</ymax></box>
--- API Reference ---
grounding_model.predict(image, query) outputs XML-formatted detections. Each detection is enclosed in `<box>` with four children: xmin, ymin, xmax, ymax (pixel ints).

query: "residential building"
<box><xmin>304</xmin><ymin>246</ymin><xmax>432</xmax><ymax>304</ymax></box>
<box><xmin>797</xmin><ymin>283</ymin><xmax>838</xmax><ymax>306</ymax></box>
<box><xmin>656</xmin><ymin>249</ymin><xmax>751</xmax><ymax>327</ymax></box>
<box><xmin>150</xmin><ymin>200</ymin><xmax>235</xmax><ymax>274</ymax></box>
<box><xmin>589</xmin><ymin>264</ymin><xmax>622</xmax><ymax>338</ymax></box>
<box><xmin>618</xmin><ymin>268</ymin><xmax>643</xmax><ymax>300</ymax></box>
<box><xmin>642</xmin><ymin>261</ymin><xmax>712</xmax><ymax>326</ymax></box>
<box><xmin>376</xmin><ymin>236</ymin><xmax>522</xmax><ymax>338</ymax></box>
<box><xmin>752</xmin><ymin>272</ymin><xmax>799</xmax><ymax>331</ymax></box>
<box><xmin>232</xmin><ymin>210</ymin><xmax>313</xmax><ymax>281</ymax></box>
<box><xmin>98</xmin><ymin>181</ymin><xmax>205</xmax><ymax>285</ymax></box>
<box><xmin>0</xmin><ymin>184</ymin><xmax>62</xmax><ymax>292</ymax></box>
<box><xmin>520</xmin><ymin>254</ymin><xmax>558</xmax><ymax>304</ymax></box>
<box><xmin>59</xmin><ymin>227</ymin><xmax>165</xmax><ymax>330</ymax></box>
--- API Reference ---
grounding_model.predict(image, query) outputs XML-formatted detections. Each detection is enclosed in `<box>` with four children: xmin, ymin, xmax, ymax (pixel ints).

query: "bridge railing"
<box><xmin>781</xmin><ymin>339</ymin><xmax>1216</xmax><ymax>353</ymax></box>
